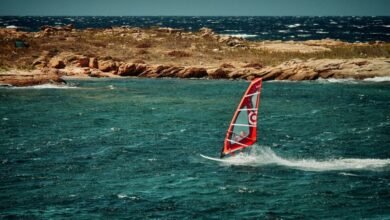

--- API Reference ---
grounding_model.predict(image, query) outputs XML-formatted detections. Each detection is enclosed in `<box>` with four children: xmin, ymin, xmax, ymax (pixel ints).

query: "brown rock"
<box><xmin>226</xmin><ymin>38</ymin><xmax>243</xmax><ymax>47</ymax></box>
<box><xmin>262</xmin><ymin>68</ymin><xmax>283</xmax><ymax>80</ymax></box>
<box><xmin>199</xmin><ymin>27</ymin><xmax>215</xmax><ymax>38</ymax></box>
<box><xmin>242</xmin><ymin>62</ymin><xmax>263</xmax><ymax>69</ymax></box>
<box><xmin>98</xmin><ymin>60</ymin><xmax>117</xmax><ymax>72</ymax></box>
<box><xmin>89</xmin><ymin>57</ymin><xmax>98</xmax><ymax>68</ymax></box>
<box><xmin>76</xmin><ymin>56</ymin><xmax>89</xmax><ymax>67</ymax></box>
<box><xmin>209</xmin><ymin>68</ymin><xmax>230</xmax><ymax>79</ymax></box>
<box><xmin>351</xmin><ymin>59</ymin><xmax>369</xmax><ymax>66</ymax></box>
<box><xmin>138</xmin><ymin>69</ymin><xmax>156</xmax><ymax>78</ymax></box>
<box><xmin>0</xmin><ymin>68</ymin><xmax>65</xmax><ymax>87</ymax></box>
<box><xmin>62</xmin><ymin>67</ymin><xmax>91</xmax><ymax>77</ymax></box>
<box><xmin>178</xmin><ymin>67</ymin><xmax>208</xmax><ymax>78</ymax></box>
<box><xmin>319</xmin><ymin>71</ymin><xmax>335</xmax><ymax>79</ymax></box>
<box><xmin>157</xmin><ymin>66</ymin><xmax>184</xmax><ymax>77</ymax></box>
<box><xmin>49</xmin><ymin>58</ymin><xmax>65</xmax><ymax>69</ymax></box>
<box><xmin>220</xmin><ymin>63</ymin><xmax>235</xmax><ymax>68</ymax></box>
<box><xmin>289</xmin><ymin>68</ymin><xmax>319</xmax><ymax>80</ymax></box>
<box><xmin>276</xmin><ymin>68</ymin><xmax>296</xmax><ymax>80</ymax></box>
<box><xmin>117</xmin><ymin>63</ymin><xmax>147</xmax><ymax>76</ymax></box>
<box><xmin>228</xmin><ymin>71</ymin><xmax>245</xmax><ymax>79</ymax></box>
<box><xmin>32</xmin><ymin>57</ymin><xmax>47</xmax><ymax>68</ymax></box>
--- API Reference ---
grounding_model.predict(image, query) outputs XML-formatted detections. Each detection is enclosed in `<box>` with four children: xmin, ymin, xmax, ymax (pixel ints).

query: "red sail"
<box><xmin>221</xmin><ymin>78</ymin><xmax>262</xmax><ymax>158</ymax></box>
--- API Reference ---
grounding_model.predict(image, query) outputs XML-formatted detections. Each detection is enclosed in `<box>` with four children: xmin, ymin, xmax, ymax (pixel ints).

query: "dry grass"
<box><xmin>167</xmin><ymin>50</ymin><xmax>191</xmax><ymax>57</ymax></box>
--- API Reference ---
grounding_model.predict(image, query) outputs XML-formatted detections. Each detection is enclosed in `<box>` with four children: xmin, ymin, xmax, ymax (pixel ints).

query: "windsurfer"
<box><xmin>234</xmin><ymin>131</ymin><xmax>247</xmax><ymax>141</ymax></box>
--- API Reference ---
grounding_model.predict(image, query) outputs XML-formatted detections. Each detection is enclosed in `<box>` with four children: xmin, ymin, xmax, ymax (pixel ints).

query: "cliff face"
<box><xmin>0</xmin><ymin>26</ymin><xmax>389</xmax><ymax>86</ymax></box>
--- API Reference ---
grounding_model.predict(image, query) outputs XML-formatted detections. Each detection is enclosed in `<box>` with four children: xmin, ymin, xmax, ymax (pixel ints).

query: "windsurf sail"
<box><xmin>221</xmin><ymin>78</ymin><xmax>263</xmax><ymax>158</ymax></box>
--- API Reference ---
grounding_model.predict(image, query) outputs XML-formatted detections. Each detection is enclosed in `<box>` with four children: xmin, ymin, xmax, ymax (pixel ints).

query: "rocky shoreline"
<box><xmin>0</xmin><ymin>25</ymin><xmax>389</xmax><ymax>86</ymax></box>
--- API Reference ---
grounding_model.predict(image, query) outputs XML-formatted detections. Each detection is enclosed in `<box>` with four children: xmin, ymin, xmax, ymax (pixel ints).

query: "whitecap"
<box><xmin>339</xmin><ymin>172</ymin><xmax>359</xmax><ymax>176</ymax></box>
<box><xmin>110</xmin><ymin>127</ymin><xmax>121</xmax><ymax>132</ymax></box>
<box><xmin>287</xmin><ymin>23</ymin><xmax>301</xmax><ymax>28</ymax></box>
<box><xmin>219</xmin><ymin>34</ymin><xmax>258</xmax><ymax>38</ymax></box>
<box><xmin>316</xmin><ymin>78</ymin><xmax>358</xmax><ymax>84</ymax></box>
<box><xmin>117</xmin><ymin>194</ymin><xmax>127</xmax><ymax>199</ymax></box>
<box><xmin>12</xmin><ymin>84</ymin><xmax>78</xmax><ymax>89</ymax></box>
<box><xmin>316</xmin><ymin>30</ymin><xmax>329</xmax><ymax>34</ymax></box>
<box><xmin>353</xmin><ymin>25</ymin><xmax>366</xmax><ymax>29</ymax></box>
<box><xmin>297</xmin><ymin>34</ymin><xmax>312</xmax><ymax>38</ymax></box>
<box><xmin>363</xmin><ymin>76</ymin><xmax>390</xmax><ymax>82</ymax></box>
<box><xmin>6</xmin><ymin>25</ymin><xmax>18</xmax><ymax>29</ymax></box>
<box><xmin>223</xmin><ymin>29</ymin><xmax>240</xmax><ymax>33</ymax></box>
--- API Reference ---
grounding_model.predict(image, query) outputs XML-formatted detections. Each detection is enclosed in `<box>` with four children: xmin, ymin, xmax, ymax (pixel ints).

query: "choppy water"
<box><xmin>1</xmin><ymin>79</ymin><xmax>390</xmax><ymax>219</ymax></box>
<box><xmin>1</xmin><ymin>16</ymin><xmax>389</xmax><ymax>42</ymax></box>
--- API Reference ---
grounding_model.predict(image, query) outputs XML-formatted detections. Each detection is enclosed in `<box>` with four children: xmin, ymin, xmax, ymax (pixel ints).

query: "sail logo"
<box><xmin>248</xmin><ymin>111</ymin><xmax>257</xmax><ymax>125</ymax></box>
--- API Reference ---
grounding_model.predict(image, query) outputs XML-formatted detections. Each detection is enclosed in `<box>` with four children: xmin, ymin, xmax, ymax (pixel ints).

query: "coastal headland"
<box><xmin>1</xmin><ymin>25</ymin><xmax>389</xmax><ymax>86</ymax></box>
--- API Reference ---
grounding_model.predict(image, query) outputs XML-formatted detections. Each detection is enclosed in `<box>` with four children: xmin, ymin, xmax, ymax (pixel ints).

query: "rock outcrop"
<box><xmin>48</xmin><ymin>58</ymin><xmax>65</xmax><ymax>69</ymax></box>
<box><xmin>0</xmin><ymin>69</ymin><xmax>65</xmax><ymax>86</ymax></box>
<box><xmin>117</xmin><ymin>63</ymin><xmax>147</xmax><ymax>76</ymax></box>
<box><xmin>249</xmin><ymin>58</ymin><xmax>390</xmax><ymax>80</ymax></box>
<box><xmin>0</xmin><ymin>25</ymin><xmax>389</xmax><ymax>86</ymax></box>
<box><xmin>98</xmin><ymin>60</ymin><xmax>117</xmax><ymax>72</ymax></box>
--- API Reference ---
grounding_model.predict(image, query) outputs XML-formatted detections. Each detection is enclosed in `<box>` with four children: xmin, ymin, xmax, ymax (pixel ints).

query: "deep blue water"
<box><xmin>1</xmin><ymin>16</ymin><xmax>389</xmax><ymax>42</ymax></box>
<box><xmin>0</xmin><ymin>79</ymin><xmax>390</xmax><ymax>219</ymax></box>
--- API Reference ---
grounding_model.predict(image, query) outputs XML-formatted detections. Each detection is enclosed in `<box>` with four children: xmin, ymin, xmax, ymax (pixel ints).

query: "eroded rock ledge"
<box><xmin>2</xmin><ymin>56</ymin><xmax>389</xmax><ymax>86</ymax></box>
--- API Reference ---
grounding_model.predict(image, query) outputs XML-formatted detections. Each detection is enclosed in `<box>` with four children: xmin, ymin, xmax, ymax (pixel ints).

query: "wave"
<box><xmin>287</xmin><ymin>24</ymin><xmax>301</xmax><ymax>28</ymax></box>
<box><xmin>218</xmin><ymin>146</ymin><xmax>390</xmax><ymax>172</ymax></box>
<box><xmin>316</xmin><ymin>77</ymin><xmax>390</xmax><ymax>84</ymax></box>
<box><xmin>219</xmin><ymin>34</ymin><xmax>258</xmax><ymax>38</ymax></box>
<box><xmin>11</xmin><ymin>84</ymin><xmax>78</xmax><ymax>89</ymax></box>
<box><xmin>316</xmin><ymin>78</ymin><xmax>358</xmax><ymax>84</ymax></box>
<box><xmin>363</xmin><ymin>76</ymin><xmax>390</xmax><ymax>82</ymax></box>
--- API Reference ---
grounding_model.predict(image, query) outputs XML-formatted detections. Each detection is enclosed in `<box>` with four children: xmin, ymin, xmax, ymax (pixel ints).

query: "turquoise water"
<box><xmin>1</xmin><ymin>78</ymin><xmax>389</xmax><ymax>219</ymax></box>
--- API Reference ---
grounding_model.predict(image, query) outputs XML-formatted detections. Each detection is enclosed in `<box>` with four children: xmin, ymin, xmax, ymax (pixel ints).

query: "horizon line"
<box><xmin>1</xmin><ymin>15</ymin><xmax>390</xmax><ymax>17</ymax></box>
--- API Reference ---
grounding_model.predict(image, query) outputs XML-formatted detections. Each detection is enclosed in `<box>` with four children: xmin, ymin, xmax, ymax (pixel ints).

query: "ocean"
<box><xmin>1</xmin><ymin>16</ymin><xmax>389</xmax><ymax>42</ymax></box>
<box><xmin>1</xmin><ymin>78</ymin><xmax>389</xmax><ymax>219</ymax></box>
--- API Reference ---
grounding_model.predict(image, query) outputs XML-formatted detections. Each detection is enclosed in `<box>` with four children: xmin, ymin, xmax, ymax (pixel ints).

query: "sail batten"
<box><xmin>220</xmin><ymin>78</ymin><xmax>263</xmax><ymax>158</ymax></box>
<box><xmin>231</xmin><ymin>123</ymin><xmax>256</xmax><ymax>127</ymax></box>
<box><xmin>237</xmin><ymin>108</ymin><xmax>257</xmax><ymax>112</ymax></box>
<box><xmin>245</xmin><ymin>92</ymin><xmax>260</xmax><ymax>97</ymax></box>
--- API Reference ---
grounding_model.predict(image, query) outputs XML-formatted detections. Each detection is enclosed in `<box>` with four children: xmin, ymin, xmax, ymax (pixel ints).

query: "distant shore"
<box><xmin>0</xmin><ymin>25</ymin><xmax>389</xmax><ymax>86</ymax></box>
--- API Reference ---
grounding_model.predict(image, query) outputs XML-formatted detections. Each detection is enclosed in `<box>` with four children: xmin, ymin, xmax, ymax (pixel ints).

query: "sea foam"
<box><xmin>363</xmin><ymin>76</ymin><xmax>390</xmax><ymax>82</ymax></box>
<box><xmin>219</xmin><ymin>34</ymin><xmax>258</xmax><ymax>38</ymax></box>
<box><xmin>219</xmin><ymin>146</ymin><xmax>390</xmax><ymax>172</ymax></box>
<box><xmin>11</xmin><ymin>84</ymin><xmax>78</xmax><ymax>89</ymax></box>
